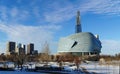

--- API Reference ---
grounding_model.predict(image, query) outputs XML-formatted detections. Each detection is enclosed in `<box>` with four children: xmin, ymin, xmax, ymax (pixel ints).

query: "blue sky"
<box><xmin>0</xmin><ymin>0</ymin><xmax>120</xmax><ymax>55</ymax></box>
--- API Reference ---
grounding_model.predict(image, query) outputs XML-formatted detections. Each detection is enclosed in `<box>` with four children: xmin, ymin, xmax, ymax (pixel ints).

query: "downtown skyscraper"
<box><xmin>6</xmin><ymin>41</ymin><xmax>16</xmax><ymax>55</ymax></box>
<box><xmin>27</xmin><ymin>43</ymin><xmax>34</xmax><ymax>55</ymax></box>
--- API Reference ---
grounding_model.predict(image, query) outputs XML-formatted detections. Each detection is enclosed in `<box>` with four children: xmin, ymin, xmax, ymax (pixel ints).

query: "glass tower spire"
<box><xmin>76</xmin><ymin>11</ymin><xmax>82</xmax><ymax>33</ymax></box>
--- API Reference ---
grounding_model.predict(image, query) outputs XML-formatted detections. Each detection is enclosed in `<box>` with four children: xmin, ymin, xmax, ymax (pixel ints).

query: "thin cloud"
<box><xmin>41</xmin><ymin>0</ymin><xmax>120</xmax><ymax>24</ymax></box>
<box><xmin>101</xmin><ymin>40</ymin><xmax>120</xmax><ymax>55</ymax></box>
<box><xmin>0</xmin><ymin>22</ymin><xmax>61</xmax><ymax>52</ymax></box>
<box><xmin>10</xmin><ymin>7</ymin><xmax>18</xmax><ymax>18</ymax></box>
<box><xmin>0</xmin><ymin>6</ymin><xmax>8</xmax><ymax>21</ymax></box>
<box><xmin>0</xmin><ymin>6</ymin><xmax>30</xmax><ymax>23</ymax></box>
<box><xmin>80</xmin><ymin>0</ymin><xmax>120</xmax><ymax>15</ymax></box>
<box><xmin>1</xmin><ymin>0</ymin><xmax>120</xmax><ymax>24</ymax></box>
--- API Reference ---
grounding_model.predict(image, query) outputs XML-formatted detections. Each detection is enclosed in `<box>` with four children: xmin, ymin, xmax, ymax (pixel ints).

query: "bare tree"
<box><xmin>6</xmin><ymin>53</ymin><xmax>26</xmax><ymax>70</ymax></box>
<box><xmin>0</xmin><ymin>54</ymin><xmax>6</xmax><ymax>61</ymax></box>
<box><xmin>40</xmin><ymin>42</ymin><xmax>51</xmax><ymax>62</ymax></box>
<box><xmin>74</xmin><ymin>57</ymin><xmax>81</xmax><ymax>70</ymax></box>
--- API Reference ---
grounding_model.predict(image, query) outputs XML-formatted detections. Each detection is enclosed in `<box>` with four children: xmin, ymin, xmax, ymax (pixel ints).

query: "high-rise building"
<box><xmin>6</xmin><ymin>41</ymin><xmax>16</xmax><ymax>55</ymax></box>
<box><xmin>16</xmin><ymin>43</ymin><xmax>26</xmax><ymax>55</ymax></box>
<box><xmin>27</xmin><ymin>43</ymin><xmax>34</xmax><ymax>55</ymax></box>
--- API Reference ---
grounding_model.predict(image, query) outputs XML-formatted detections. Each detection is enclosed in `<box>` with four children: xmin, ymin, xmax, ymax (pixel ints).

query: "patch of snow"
<box><xmin>80</xmin><ymin>62</ymin><xmax>120</xmax><ymax>74</ymax></box>
<box><xmin>0</xmin><ymin>71</ymin><xmax>45</xmax><ymax>74</ymax></box>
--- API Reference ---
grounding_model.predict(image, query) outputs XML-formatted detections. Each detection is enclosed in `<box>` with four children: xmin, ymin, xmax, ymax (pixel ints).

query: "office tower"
<box><xmin>6</xmin><ymin>41</ymin><xmax>16</xmax><ymax>55</ymax></box>
<box><xmin>27</xmin><ymin>43</ymin><xmax>34</xmax><ymax>55</ymax></box>
<box><xmin>16</xmin><ymin>43</ymin><xmax>26</xmax><ymax>55</ymax></box>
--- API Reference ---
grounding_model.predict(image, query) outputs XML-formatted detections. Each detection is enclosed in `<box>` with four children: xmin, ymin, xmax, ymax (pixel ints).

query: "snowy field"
<box><xmin>0</xmin><ymin>62</ymin><xmax>119</xmax><ymax>74</ymax></box>
<box><xmin>80</xmin><ymin>62</ymin><xmax>120</xmax><ymax>74</ymax></box>
<box><xmin>0</xmin><ymin>71</ymin><xmax>47</xmax><ymax>74</ymax></box>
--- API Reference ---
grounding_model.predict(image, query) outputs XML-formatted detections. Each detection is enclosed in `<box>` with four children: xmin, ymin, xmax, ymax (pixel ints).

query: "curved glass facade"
<box><xmin>58</xmin><ymin>32</ymin><xmax>102</xmax><ymax>56</ymax></box>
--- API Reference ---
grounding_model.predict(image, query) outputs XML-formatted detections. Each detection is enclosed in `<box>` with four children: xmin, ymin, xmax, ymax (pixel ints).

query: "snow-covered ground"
<box><xmin>80</xmin><ymin>62</ymin><xmax>120</xmax><ymax>74</ymax></box>
<box><xmin>0</xmin><ymin>62</ymin><xmax>120</xmax><ymax>74</ymax></box>
<box><xmin>0</xmin><ymin>71</ymin><xmax>47</xmax><ymax>74</ymax></box>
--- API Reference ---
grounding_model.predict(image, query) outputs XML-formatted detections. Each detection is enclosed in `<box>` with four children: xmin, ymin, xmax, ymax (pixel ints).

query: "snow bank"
<box><xmin>0</xmin><ymin>71</ymin><xmax>45</xmax><ymax>74</ymax></box>
<box><xmin>80</xmin><ymin>62</ymin><xmax>120</xmax><ymax>74</ymax></box>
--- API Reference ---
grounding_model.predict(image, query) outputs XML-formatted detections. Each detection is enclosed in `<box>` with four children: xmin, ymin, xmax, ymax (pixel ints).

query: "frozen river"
<box><xmin>0</xmin><ymin>71</ymin><xmax>47</xmax><ymax>74</ymax></box>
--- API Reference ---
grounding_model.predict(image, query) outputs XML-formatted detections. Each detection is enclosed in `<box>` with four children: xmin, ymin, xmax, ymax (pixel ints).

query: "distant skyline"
<box><xmin>0</xmin><ymin>0</ymin><xmax>120</xmax><ymax>55</ymax></box>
